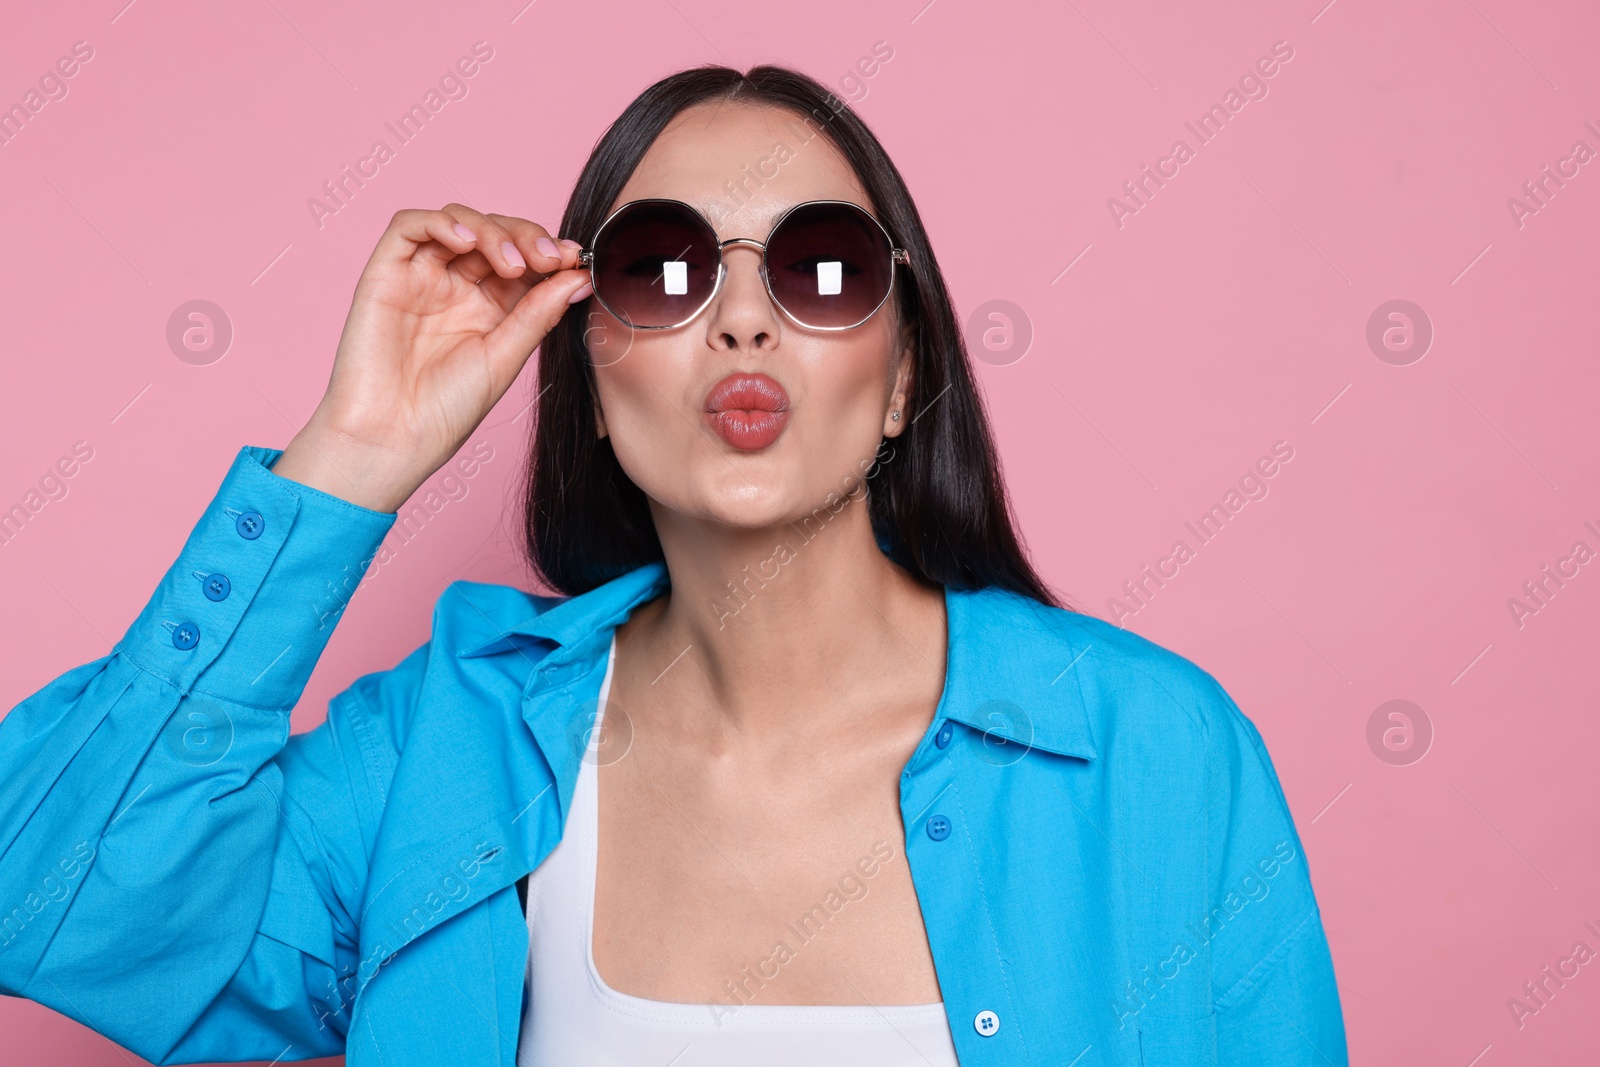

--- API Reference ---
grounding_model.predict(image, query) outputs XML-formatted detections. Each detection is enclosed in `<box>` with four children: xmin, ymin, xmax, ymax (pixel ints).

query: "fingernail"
<box><xmin>557</xmin><ymin>238</ymin><xmax>582</xmax><ymax>251</ymax></box>
<box><xmin>501</xmin><ymin>241</ymin><xmax>526</xmax><ymax>269</ymax></box>
<box><xmin>535</xmin><ymin>236</ymin><xmax>560</xmax><ymax>259</ymax></box>
<box><xmin>567</xmin><ymin>281</ymin><xmax>593</xmax><ymax>304</ymax></box>
<box><xmin>453</xmin><ymin>223</ymin><xmax>475</xmax><ymax>242</ymax></box>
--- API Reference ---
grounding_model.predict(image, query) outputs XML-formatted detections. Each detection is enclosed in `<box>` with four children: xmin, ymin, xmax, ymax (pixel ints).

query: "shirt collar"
<box><xmin>458</xmin><ymin>560</ymin><xmax>1098</xmax><ymax>762</ymax></box>
<box><xmin>940</xmin><ymin>581</ymin><xmax>1099</xmax><ymax>761</ymax></box>
<box><xmin>454</xmin><ymin>561</ymin><xmax>672</xmax><ymax>659</ymax></box>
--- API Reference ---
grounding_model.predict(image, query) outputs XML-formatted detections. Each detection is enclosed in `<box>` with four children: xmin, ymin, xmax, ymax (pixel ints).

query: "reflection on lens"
<box><xmin>815</xmin><ymin>261</ymin><xmax>842</xmax><ymax>295</ymax></box>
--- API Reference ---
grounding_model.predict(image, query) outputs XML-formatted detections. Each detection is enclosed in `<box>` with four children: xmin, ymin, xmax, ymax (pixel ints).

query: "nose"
<box><xmin>705</xmin><ymin>239</ymin><xmax>781</xmax><ymax>353</ymax></box>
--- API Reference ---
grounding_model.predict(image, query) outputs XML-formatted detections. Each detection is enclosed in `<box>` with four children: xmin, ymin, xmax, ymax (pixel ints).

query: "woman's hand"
<box><xmin>271</xmin><ymin>204</ymin><xmax>592</xmax><ymax>512</ymax></box>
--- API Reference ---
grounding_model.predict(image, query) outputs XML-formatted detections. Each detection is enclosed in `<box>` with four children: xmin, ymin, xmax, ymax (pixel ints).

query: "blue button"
<box><xmin>172</xmin><ymin>622</ymin><xmax>201</xmax><ymax>650</ymax></box>
<box><xmin>202</xmin><ymin>573</ymin><xmax>231</xmax><ymax>602</ymax></box>
<box><xmin>926</xmin><ymin>814</ymin><xmax>951</xmax><ymax>841</ymax></box>
<box><xmin>934</xmin><ymin>721</ymin><xmax>954</xmax><ymax>749</ymax></box>
<box><xmin>236</xmin><ymin>511</ymin><xmax>264</xmax><ymax>539</ymax></box>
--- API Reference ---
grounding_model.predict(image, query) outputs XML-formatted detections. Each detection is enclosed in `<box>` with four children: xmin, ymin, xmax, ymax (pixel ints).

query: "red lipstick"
<box><xmin>703</xmin><ymin>372</ymin><xmax>791</xmax><ymax>451</ymax></box>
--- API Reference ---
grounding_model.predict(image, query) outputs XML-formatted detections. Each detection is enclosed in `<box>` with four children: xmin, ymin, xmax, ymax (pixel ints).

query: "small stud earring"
<box><xmin>891</xmin><ymin>411</ymin><xmax>901</xmax><ymax>421</ymax></box>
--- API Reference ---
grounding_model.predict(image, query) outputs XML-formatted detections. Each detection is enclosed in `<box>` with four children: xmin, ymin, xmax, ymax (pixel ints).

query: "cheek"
<box><xmin>800</xmin><ymin>342</ymin><xmax>893</xmax><ymax>427</ymax></box>
<box><xmin>592</xmin><ymin>342</ymin><xmax>707</xmax><ymax>507</ymax></box>
<box><xmin>807</xmin><ymin>317</ymin><xmax>901</xmax><ymax>420</ymax></box>
<box><xmin>581</xmin><ymin>308</ymin><xmax>633</xmax><ymax>370</ymax></box>
<box><xmin>595</xmin><ymin>348</ymin><xmax>684</xmax><ymax>457</ymax></box>
<box><xmin>780</xmin><ymin>334</ymin><xmax>898</xmax><ymax>487</ymax></box>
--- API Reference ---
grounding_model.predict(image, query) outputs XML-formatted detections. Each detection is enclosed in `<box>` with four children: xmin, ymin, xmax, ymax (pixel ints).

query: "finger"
<box><xmin>479</xmin><ymin>266</ymin><xmax>593</xmax><ymax>389</ymax></box>
<box><xmin>374</xmin><ymin>206</ymin><xmax>493</xmax><ymax>279</ymax></box>
<box><xmin>448</xmin><ymin>244</ymin><xmax>555</xmax><ymax>289</ymax></box>
<box><xmin>409</xmin><ymin>203</ymin><xmax>531</xmax><ymax>280</ymax></box>
<box><xmin>445</xmin><ymin>247</ymin><xmax>497</xmax><ymax>287</ymax></box>
<box><xmin>486</xmin><ymin>212</ymin><xmax>571</xmax><ymax>276</ymax></box>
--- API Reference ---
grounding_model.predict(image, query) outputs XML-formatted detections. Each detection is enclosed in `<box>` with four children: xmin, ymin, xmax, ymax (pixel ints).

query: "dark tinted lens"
<box><xmin>591</xmin><ymin>200</ymin><xmax>719</xmax><ymax>327</ymax></box>
<box><xmin>765</xmin><ymin>202</ymin><xmax>894</xmax><ymax>328</ymax></box>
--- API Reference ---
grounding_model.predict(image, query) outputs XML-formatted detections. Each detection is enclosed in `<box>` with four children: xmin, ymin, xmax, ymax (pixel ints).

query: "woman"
<box><xmin>0</xmin><ymin>65</ymin><xmax>1347</xmax><ymax>1066</ymax></box>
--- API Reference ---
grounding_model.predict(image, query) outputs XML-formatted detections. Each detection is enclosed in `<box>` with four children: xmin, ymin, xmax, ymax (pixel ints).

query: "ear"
<box><xmin>883</xmin><ymin>316</ymin><xmax>917</xmax><ymax>439</ymax></box>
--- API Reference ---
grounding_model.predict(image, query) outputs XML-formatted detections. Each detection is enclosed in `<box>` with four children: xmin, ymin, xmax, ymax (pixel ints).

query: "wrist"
<box><xmin>119</xmin><ymin>445</ymin><xmax>397</xmax><ymax>704</ymax></box>
<box><xmin>271</xmin><ymin>425</ymin><xmax>426</xmax><ymax>513</ymax></box>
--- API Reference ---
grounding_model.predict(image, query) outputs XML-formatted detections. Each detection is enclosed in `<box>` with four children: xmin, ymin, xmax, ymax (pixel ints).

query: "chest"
<box><xmin>591</xmin><ymin>745</ymin><xmax>943</xmax><ymax>1005</ymax></box>
<box><xmin>587</xmin><ymin>657</ymin><xmax>944</xmax><ymax>1005</ymax></box>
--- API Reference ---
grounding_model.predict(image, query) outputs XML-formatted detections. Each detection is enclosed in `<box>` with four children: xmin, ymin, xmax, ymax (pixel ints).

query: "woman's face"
<box><xmin>584</xmin><ymin>101</ymin><xmax>913</xmax><ymax>533</ymax></box>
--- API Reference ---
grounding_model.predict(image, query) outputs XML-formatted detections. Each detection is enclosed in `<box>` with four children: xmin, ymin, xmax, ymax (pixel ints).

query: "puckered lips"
<box><xmin>703</xmin><ymin>372</ymin><xmax>791</xmax><ymax>451</ymax></box>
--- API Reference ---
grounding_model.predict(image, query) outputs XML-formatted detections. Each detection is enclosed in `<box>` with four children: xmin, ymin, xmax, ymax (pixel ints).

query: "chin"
<box><xmin>650</xmin><ymin>468</ymin><xmax>814</xmax><ymax>532</ymax></box>
<box><xmin>631</xmin><ymin>440</ymin><xmax>874</xmax><ymax>532</ymax></box>
<box><xmin>697</xmin><ymin>488</ymin><xmax>809</xmax><ymax>531</ymax></box>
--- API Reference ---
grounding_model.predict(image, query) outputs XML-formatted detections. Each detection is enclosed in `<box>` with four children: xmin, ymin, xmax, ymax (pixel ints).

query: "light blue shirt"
<box><xmin>0</xmin><ymin>446</ymin><xmax>1348</xmax><ymax>1066</ymax></box>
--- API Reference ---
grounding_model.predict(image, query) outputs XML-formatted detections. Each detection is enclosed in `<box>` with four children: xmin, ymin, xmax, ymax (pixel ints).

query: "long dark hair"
<box><xmin>521</xmin><ymin>63</ymin><xmax>1066</xmax><ymax>611</ymax></box>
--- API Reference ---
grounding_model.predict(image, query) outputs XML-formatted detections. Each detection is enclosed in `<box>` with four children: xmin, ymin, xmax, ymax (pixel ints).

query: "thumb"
<box><xmin>482</xmin><ymin>268</ymin><xmax>593</xmax><ymax>381</ymax></box>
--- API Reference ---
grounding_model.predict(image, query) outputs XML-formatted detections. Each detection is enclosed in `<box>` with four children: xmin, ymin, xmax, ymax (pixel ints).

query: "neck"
<box><xmin>626</xmin><ymin>491</ymin><xmax>947</xmax><ymax>738</ymax></box>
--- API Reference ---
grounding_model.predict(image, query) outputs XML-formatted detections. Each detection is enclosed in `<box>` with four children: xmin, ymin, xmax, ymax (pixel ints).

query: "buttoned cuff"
<box><xmin>118</xmin><ymin>446</ymin><xmax>397</xmax><ymax>708</ymax></box>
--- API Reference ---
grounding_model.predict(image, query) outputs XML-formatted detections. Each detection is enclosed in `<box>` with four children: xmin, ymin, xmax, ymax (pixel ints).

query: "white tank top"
<box><xmin>517</xmin><ymin>635</ymin><xmax>962</xmax><ymax>1066</ymax></box>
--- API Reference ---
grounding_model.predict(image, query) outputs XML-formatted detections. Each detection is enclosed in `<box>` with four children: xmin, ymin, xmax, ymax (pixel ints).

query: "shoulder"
<box><xmin>974</xmin><ymin>591</ymin><xmax>1292</xmax><ymax>838</ymax></box>
<box><xmin>331</xmin><ymin>579</ymin><xmax>568</xmax><ymax>745</ymax></box>
<box><xmin>966</xmin><ymin>585</ymin><xmax>1248</xmax><ymax>755</ymax></box>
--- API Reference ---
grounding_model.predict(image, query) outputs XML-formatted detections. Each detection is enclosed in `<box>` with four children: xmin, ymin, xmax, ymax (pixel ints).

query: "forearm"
<box><xmin>0</xmin><ymin>446</ymin><xmax>395</xmax><ymax>1060</ymax></box>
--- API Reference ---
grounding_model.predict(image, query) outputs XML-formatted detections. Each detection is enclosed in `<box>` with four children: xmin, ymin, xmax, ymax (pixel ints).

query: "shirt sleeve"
<box><xmin>1200</xmin><ymin>676</ymin><xmax>1350</xmax><ymax>1066</ymax></box>
<box><xmin>0</xmin><ymin>446</ymin><xmax>413</xmax><ymax>1064</ymax></box>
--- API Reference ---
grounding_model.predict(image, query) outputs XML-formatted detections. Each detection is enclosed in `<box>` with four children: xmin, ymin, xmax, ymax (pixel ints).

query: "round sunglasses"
<box><xmin>575</xmin><ymin>198</ymin><xmax>910</xmax><ymax>331</ymax></box>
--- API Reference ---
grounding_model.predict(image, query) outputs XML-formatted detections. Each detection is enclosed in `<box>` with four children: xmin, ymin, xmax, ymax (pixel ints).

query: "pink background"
<box><xmin>2</xmin><ymin>0</ymin><xmax>1597</xmax><ymax>1063</ymax></box>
